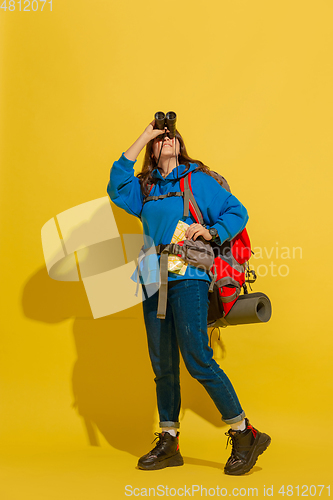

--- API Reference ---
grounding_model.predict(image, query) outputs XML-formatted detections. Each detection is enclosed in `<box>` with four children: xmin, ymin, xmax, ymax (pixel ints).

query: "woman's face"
<box><xmin>152</xmin><ymin>135</ymin><xmax>180</xmax><ymax>160</ymax></box>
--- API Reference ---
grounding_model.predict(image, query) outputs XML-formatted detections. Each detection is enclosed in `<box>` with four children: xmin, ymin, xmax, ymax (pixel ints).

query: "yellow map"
<box><xmin>168</xmin><ymin>220</ymin><xmax>190</xmax><ymax>275</ymax></box>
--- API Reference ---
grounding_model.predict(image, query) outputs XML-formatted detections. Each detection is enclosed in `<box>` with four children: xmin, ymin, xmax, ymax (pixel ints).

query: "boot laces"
<box><xmin>151</xmin><ymin>431</ymin><xmax>162</xmax><ymax>445</ymax></box>
<box><xmin>225</xmin><ymin>431</ymin><xmax>239</xmax><ymax>457</ymax></box>
<box><xmin>147</xmin><ymin>432</ymin><xmax>165</xmax><ymax>456</ymax></box>
<box><xmin>225</xmin><ymin>424</ymin><xmax>257</xmax><ymax>459</ymax></box>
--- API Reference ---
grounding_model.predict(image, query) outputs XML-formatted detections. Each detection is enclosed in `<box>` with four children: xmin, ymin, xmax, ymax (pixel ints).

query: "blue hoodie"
<box><xmin>107</xmin><ymin>153</ymin><xmax>249</xmax><ymax>285</ymax></box>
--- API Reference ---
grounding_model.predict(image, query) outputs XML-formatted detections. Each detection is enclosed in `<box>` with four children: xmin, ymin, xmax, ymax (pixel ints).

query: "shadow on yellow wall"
<box><xmin>21</xmin><ymin>205</ymin><xmax>229</xmax><ymax>457</ymax></box>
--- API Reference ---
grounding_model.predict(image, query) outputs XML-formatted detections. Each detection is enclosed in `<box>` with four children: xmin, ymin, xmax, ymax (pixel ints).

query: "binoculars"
<box><xmin>154</xmin><ymin>111</ymin><xmax>177</xmax><ymax>139</ymax></box>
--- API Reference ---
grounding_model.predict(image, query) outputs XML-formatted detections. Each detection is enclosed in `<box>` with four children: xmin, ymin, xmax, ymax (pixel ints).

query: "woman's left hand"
<box><xmin>185</xmin><ymin>223</ymin><xmax>212</xmax><ymax>241</ymax></box>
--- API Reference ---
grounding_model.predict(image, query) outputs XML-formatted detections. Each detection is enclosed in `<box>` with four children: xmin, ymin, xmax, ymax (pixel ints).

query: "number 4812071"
<box><xmin>0</xmin><ymin>1</ymin><xmax>52</xmax><ymax>11</ymax></box>
<box><xmin>278</xmin><ymin>485</ymin><xmax>330</xmax><ymax>496</ymax></box>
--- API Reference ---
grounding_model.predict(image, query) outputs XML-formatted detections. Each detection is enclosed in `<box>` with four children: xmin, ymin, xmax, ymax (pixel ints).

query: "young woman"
<box><xmin>107</xmin><ymin>119</ymin><xmax>271</xmax><ymax>476</ymax></box>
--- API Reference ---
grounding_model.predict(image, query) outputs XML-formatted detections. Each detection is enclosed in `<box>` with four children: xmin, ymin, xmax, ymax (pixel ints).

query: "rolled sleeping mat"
<box><xmin>213</xmin><ymin>292</ymin><xmax>272</xmax><ymax>328</ymax></box>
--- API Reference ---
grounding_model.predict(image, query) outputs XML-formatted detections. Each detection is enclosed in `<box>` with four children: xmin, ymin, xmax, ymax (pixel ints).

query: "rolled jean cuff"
<box><xmin>222</xmin><ymin>410</ymin><xmax>246</xmax><ymax>425</ymax></box>
<box><xmin>159</xmin><ymin>421</ymin><xmax>180</xmax><ymax>429</ymax></box>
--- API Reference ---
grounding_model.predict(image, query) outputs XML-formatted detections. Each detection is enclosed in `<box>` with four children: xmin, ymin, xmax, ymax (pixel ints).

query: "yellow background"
<box><xmin>1</xmin><ymin>0</ymin><xmax>333</xmax><ymax>498</ymax></box>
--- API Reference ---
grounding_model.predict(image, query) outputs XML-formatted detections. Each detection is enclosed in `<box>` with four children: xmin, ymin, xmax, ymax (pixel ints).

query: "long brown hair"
<box><xmin>137</xmin><ymin>130</ymin><xmax>216</xmax><ymax>196</ymax></box>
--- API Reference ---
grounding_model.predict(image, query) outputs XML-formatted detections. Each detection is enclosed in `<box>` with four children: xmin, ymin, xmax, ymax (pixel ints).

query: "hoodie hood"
<box><xmin>152</xmin><ymin>163</ymin><xmax>198</xmax><ymax>181</ymax></box>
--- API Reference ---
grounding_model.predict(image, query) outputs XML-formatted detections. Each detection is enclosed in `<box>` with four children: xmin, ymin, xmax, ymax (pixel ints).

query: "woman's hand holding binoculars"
<box><xmin>143</xmin><ymin>120</ymin><xmax>168</xmax><ymax>142</ymax></box>
<box><xmin>124</xmin><ymin>120</ymin><xmax>167</xmax><ymax>162</ymax></box>
<box><xmin>124</xmin><ymin>111</ymin><xmax>176</xmax><ymax>162</ymax></box>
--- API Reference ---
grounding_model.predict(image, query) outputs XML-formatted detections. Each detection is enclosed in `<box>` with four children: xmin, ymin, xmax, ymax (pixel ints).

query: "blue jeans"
<box><xmin>142</xmin><ymin>279</ymin><xmax>245</xmax><ymax>428</ymax></box>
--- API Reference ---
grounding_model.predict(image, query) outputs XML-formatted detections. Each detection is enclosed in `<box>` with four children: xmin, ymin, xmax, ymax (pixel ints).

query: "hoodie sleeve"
<box><xmin>207</xmin><ymin>190</ymin><xmax>249</xmax><ymax>245</ymax></box>
<box><xmin>107</xmin><ymin>153</ymin><xmax>144</xmax><ymax>218</ymax></box>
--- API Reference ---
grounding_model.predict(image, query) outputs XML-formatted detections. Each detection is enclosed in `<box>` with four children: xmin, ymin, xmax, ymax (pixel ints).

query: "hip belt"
<box><xmin>135</xmin><ymin>241</ymin><xmax>216</xmax><ymax>319</ymax></box>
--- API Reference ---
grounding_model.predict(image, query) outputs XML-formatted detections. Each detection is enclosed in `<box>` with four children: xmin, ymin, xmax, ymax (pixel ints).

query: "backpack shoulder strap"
<box><xmin>180</xmin><ymin>170</ymin><xmax>232</xmax><ymax>226</ymax></box>
<box><xmin>147</xmin><ymin>181</ymin><xmax>154</xmax><ymax>194</ymax></box>
<box><xmin>144</xmin><ymin>180</ymin><xmax>183</xmax><ymax>204</ymax></box>
<box><xmin>180</xmin><ymin>172</ymin><xmax>204</xmax><ymax>225</ymax></box>
<box><xmin>142</xmin><ymin>181</ymin><xmax>154</xmax><ymax>203</ymax></box>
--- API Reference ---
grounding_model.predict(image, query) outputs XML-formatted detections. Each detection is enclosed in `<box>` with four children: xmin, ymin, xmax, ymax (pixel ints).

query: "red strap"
<box><xmin>180</xmin><ymin>172</ymin><xmax>201</xmax><ymax>224</ymax></box>
<box><xmin>246</xmin><ymin>423</ymin><xmax>257</xmax><ymax>438</ymax></box>
<box><xmin>189</xmin><ymin>201</ymin><xmax>200</xmax><ymax>223</ymax></box>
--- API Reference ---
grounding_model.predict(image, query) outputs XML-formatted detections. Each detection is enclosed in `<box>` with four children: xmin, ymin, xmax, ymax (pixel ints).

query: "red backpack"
<box><xmin>179</xmin><ymin>171</ymin><xmax>255</xmax><ymax>323</ymax></box>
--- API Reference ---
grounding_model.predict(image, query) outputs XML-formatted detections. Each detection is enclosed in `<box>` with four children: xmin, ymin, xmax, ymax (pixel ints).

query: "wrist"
<box><xmin>208</xmin><ymin>227</ymin><xmax>219</xmax><ymax>241</ymax></box>
<box><xmin>141</xmin><ymin>130</ymin><xmax>152</xmax><ymax>145</ymax></box>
